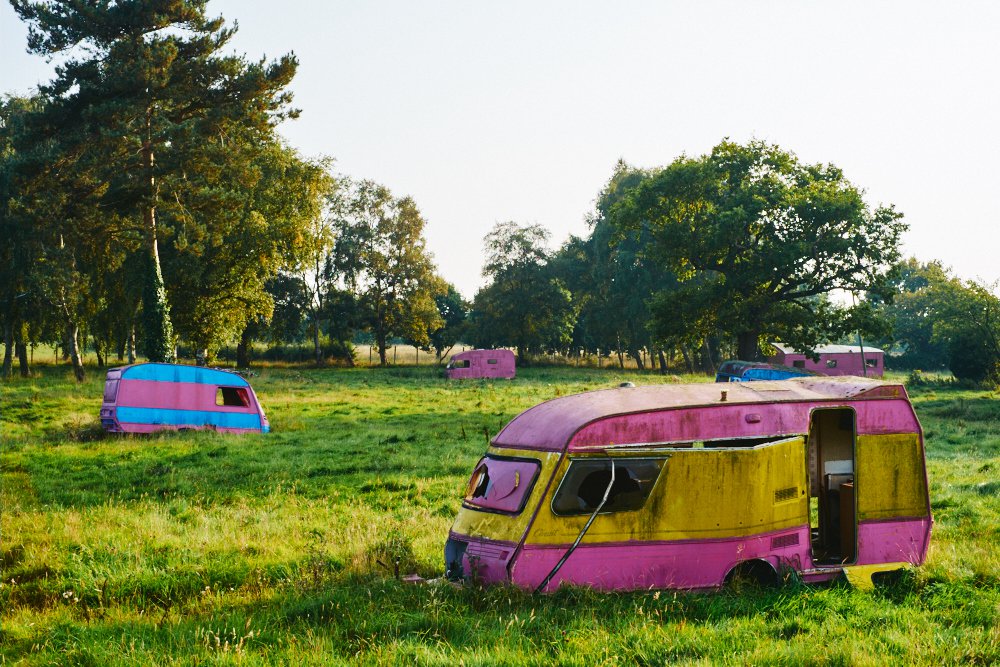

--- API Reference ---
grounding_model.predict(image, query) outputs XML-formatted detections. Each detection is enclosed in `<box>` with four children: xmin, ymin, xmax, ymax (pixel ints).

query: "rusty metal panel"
<box><xmin>856</xmin><ymin>433</ymin><xmax>929</xmax><ymax>521</ymax></box>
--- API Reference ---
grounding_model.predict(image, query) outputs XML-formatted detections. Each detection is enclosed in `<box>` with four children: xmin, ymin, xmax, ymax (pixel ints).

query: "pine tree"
<box><xmin>11</xmin><ymin>0</ymin><xmax>299</xmax><ymax>362</ymax></box>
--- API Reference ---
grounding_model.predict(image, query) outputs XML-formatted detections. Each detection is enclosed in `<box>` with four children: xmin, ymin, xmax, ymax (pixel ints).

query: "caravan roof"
<box><xmin>493</xmin><ymin>377</ymin><xmax>903</xmax><ymax>451</ymax></box>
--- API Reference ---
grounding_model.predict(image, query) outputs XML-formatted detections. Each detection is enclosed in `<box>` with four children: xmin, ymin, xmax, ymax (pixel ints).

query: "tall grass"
<box><xmin>1</xmin><ymin>366</ymin><xmax>997</xmax><ymax>665</ymax></box>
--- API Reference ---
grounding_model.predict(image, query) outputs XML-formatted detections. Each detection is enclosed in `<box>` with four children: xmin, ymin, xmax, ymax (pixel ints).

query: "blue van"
<box><xmin>715</xmin><ymin>360</ymin><xmax>816</xmax><ymax>383</ymax></box>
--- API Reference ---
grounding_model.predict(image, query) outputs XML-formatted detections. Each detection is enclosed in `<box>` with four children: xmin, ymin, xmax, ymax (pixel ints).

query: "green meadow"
<box><xmin>1</xmin><ymin>366</ymin><xmax>998</xmax><ymax>665</ymax></box>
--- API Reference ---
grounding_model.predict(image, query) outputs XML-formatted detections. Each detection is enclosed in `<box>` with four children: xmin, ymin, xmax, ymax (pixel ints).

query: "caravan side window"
<box><xmin>217</xmin><ymin>387</ymin><xmax>249</xmax><ymax>407</ymax></box>
<box><xmin>551</xmin><ymin>458</ymin><xmax>665</xmax><ymax>516</ymax></box>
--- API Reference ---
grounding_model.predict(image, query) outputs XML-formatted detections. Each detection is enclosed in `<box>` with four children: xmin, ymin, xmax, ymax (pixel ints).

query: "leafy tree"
<box><xmin>925</xmin><ymin>277</ymin><xmax>1000</xmax><ymax>384</ymax></box>
<box><xmin>164</xmin><ymin>142</ymin><xmax>331</xmax><ymax>364</ymax></box>
<box><xmin>337</xmin><ymin>181</ymin><xmax>445</xmax><ymax>366</ymax></box>
<box><xmin>574</xmin><ymin>161</ymin><xmax>680</xmax><ymax>369</ymax></box>
<box><xmin>870</xmin><ymin>258</ymin><xmax>951</xmax><ymax>370</ymax></box>
<box><xmin>471</xmin><ymin>222</ymin><xmax>576</xmax><ymax>361</ymax></box>
<box><xmin>0</xmin><ymin>96</ymin><xmax>41</xmax><ymax>378</ymax></box>
<box><xmin>429</xmin><ymin>283</ymin><xmax>469</xmax><ymax>361</ymax></box>
<box><xmin>612</xmin><ymin>139</ymin><xmax>905</xmax><ymax>360</ymax></box>
<box><xmin>12</xmin><ymin>0</ymin><xmax>299</xmax><ymax>362</ymax></box>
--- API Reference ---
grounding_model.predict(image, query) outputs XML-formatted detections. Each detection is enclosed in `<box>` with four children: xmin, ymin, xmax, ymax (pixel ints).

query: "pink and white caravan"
<box><xmin>445</xmin><ymin>349</ymin><xmax>516</xmax><ymax>380</ymax></box>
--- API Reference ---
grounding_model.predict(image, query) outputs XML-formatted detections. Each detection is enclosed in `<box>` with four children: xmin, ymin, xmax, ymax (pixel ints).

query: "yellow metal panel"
<box><xmin>843</xmin><ymin>562</ymin><xmax>911</xmax><ymax>590</ymax></box>
<box><xmin>856</xmin><ymin>433</ymin><xmax>929</xmax><ymax>521</ymax></box>
<box><xmin>527</xmin><ymin>437</ymin><xmax>809</xmax><ymax>544</ymax></box>
<box><xmin>449</xmin><ymin>447</ymin><xmax>562</xmax><ymax>543</ymax></box>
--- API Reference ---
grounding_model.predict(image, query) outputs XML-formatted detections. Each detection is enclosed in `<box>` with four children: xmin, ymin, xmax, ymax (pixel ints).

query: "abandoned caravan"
<box><xmin>100</xmin><ymin>363</ymin><xmax>270</xmax><ymax>434</ymax></box>
<box><xmin>446</xmin><ymin>377</ymin><xmax>931</xmax><ymax>592</ymax></box>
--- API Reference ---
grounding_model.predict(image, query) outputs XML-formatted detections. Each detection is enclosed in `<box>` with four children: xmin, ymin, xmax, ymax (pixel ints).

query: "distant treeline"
<box><xmin>3</xmin><ymin>1</ymin><xmax>999</xmax><ymax>385</ymax></box>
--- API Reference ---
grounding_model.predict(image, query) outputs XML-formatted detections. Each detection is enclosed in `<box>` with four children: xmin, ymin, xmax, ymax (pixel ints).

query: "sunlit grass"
<box><xmin>1</xmin><ymin>364</ymin><xmax>997</xmax><ymax>665</ymax></box>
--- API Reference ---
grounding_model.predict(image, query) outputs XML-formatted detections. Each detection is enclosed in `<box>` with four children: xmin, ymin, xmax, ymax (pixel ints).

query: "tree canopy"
<box><xmin>611</xmin><ymin>139</ymin><xmax>905</xmax><ymax>360</ymax></box>
<box><xmin>10</xmin><ymin>0</ymin><xmax>300</xmax><ymax>367</ymax></box>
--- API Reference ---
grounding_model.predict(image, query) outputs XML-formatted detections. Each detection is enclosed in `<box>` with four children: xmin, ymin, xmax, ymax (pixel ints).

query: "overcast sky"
<box><xmin>3</xmin><ymin>1</ymin><xmax>998</xmax><ymax>298</ymax></box>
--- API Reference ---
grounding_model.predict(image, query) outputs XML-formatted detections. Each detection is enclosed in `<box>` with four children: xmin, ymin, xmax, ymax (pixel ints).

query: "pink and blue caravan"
<box><xmin>100</xmin><ymin>363</ymin><xmax>270</xmax><ymax>434</ymax></box>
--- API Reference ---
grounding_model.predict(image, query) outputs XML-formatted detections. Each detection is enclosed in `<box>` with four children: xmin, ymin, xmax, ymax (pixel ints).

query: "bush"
<box><xmin>948</xmin><ymin>333</ymin><xmax>1000</xmax><ymax>387</ymax></box>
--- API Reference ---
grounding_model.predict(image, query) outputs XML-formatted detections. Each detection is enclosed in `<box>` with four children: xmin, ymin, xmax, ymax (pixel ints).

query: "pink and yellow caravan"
<box><xmin>446</xmin><ymin>377</ymin><xmax>931</xmax><ymax>592</ymax></box>
<box><xmin>100</xmin><ymin>363</ymin><xmax>270</xmax><ymax>434</ymax></box>
<box><xmin>445</xmin><ymin>349</ymin><xmax>516</xmax><ymax>380</ymax></box>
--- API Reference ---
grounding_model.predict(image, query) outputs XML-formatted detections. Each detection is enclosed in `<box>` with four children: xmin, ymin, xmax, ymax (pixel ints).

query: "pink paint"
<box><xmin>493</xmin><ymin>378</ymin><xmax>912</xmax><ymax>452</ymax></box>
<box><xmin>853</xmin><ymin>517</ymin><xmax>931</xmax><ymax>567</ymax></box>
<box><xmin>770</xmin><ymin>344</ymin><xmax>884</xmax><ymax>378</ymax></box>
<box><xmin>460</xmin><ymin>517</ymin><xmax>930</xmax><ymax>591</ymax></box>
<box><xmin>509</xmin><ymin>526</ymin><xmax>810</xmax><ymax>591</ymax></box>
<box><xmin>116</xmin><ymin>379</ymin><xmax>259</xmax><ymax>414</ymax></box>
<box><xmin>445</xmin><ymin>349</ymin><xmax>516</xmax><ymax>380</ymax></box>
<box><xmin>102</xmin><ymin>422</ymin><xmax>264</xmax><ymax>435</ymax></box>
<box><xmin>569</xmin><ymin>399</ymin><xmax>919</xmax><ymax>450</ymax></box>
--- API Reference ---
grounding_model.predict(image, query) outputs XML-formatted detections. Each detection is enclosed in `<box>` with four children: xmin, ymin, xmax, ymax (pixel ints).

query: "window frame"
<box><xmin>216</xmin><ymin>386</ymin><xmax>250</xmax><ymax>408</ymax></box>
<box><xmin>461</xmin><ymin>453</ymin><xmax>542</xmax><ymax>516</ymax></box>
<box><xmin>550</xmin><ymin>456</ymin><xmax>668</xmax><ymax>517</ymax></box>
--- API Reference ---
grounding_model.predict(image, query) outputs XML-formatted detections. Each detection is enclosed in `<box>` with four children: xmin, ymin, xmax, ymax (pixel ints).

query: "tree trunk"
<box><xmin>95</xmin><ymin>334</ymin><xmax>105</xmax><ymax>367</ymax></box>
<box><xmin>700</xmin><ymin>337</ymin><xmax>716</xmax><ymax>373</ymax></box>
<box><xmin>629</xmin><ymin>348</ymin><xmax>645</xmax><ymax>371</ymax></box>
<box><xmin>3</xmin><ymin>322</ymin><xmax>12</xmax><ymax>380</ymax></box>
<box><xmin>658</xmin><ymin>349</ymin><xmax>669</xmax><ymax>374</ymax></box>
<box><xmin>680</xmin><ymin>347</ymin><xmax>695</xmax><ymax>374</ymax></box>
<box><xmin>141</xmin><ymin>109</ymin><xmax>175</xmax><ymax>364</ymax></box>
<box><xmin>195</xmin><ymin>349</ymin><xmax>208</xmax><ymax>366</ymax></box>
<box><xmin>736</xmin><ymin>331</ymin><xmax>760</xmax><ymax>361</ymax></box>
<box><xmin>16</xmin><ymin>340</ymin><xmax>29</xmax><ymax>377</ymax></box>
<box><xmin>236</xmin><ymin>327</ymin><xmax>252</xmax><ymax>368</ymax></box>
<box><xmin>127</xmin><ymin>322</ymin><xmax>137</xmax><ymax>364</ymax></box>
<box><xmin>67</xmin><ymin>322</ymin><xmax>85</xmax><ymax>382</ymax></box>
<box><xmin>313</xmin><ymin>320</ymin><xmax>323</xmax><ymax>366</ymax></box>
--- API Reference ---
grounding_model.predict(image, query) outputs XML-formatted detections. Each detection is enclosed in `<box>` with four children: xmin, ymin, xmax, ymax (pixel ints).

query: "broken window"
<box><xmin>217</xmin><ymin>387</ymin><xmax>249</xmax><ymax>407</ymax></box>
<box><xmin>865</xmin><ymin>358</ymin><xmax>878</xmax><ymax>368</ymax></box>
<box><xmin>463</xmin><ymin>455</ymin><xmax>540</xmax><ymax>514</ymax></box>
<box><xmin>103</xmin><ymin>379</ymin><xmax>119</xmax><ymax>403</ymax></box>
<box><xmin>448</xmin><ymin>359</ymin><xmax>471</xmax><ymax>369</ymax></box>
<box><xmin>551</xmin><ymin>458</ymin><xmax>665</xmax><ymax>516</ymax></box>
<box><xmin>826</xmin><ymin>359</ymin><xmax>838</xmax><ymax>368</ymax></box>
<box><xmin>792</xmin><ymin>360</ymin><xmax>806</xmax><ymax>368</ymax></box>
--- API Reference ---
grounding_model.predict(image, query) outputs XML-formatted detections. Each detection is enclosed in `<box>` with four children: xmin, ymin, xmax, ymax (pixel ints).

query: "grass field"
<box><xmin>1</xmin><ymin>365</ymin><xmax>998</xmax><ymax>665</ymax></box>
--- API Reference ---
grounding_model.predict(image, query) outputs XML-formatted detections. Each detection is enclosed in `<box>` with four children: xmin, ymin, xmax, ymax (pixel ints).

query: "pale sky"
<box><xmin>3</xmin><ymin>1</ymin><xmax>999</xmax><ymax>298</ymax></box>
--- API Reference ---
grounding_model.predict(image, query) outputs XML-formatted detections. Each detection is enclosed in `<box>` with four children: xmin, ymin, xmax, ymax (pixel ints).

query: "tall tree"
<box><xmin>12</xmin><ymin>0</ymin><xmax>299</xmax><ymax>362</ymax></box>
<box><xmin>471</xmin><ymin>222</ymin><xmax>576</xmax><ymax>361</ymax></box>
<box><xmin>164</xmin><ymin>142</ymin><xmax>331</xmax><ymax>364</ymax></box>
<box><xmin>612</xmin><ymin>139</ymin><xmax>905</xmax><ymax>360</ymax></box>
<box><xmin>429</xmin><ymin>283</ymin><xmax>469</xmax><ymax>361</ymax></box>
<box><xmin>337</xmin><ymin>181</ymin><xmax>445</xmax><ymax>366</ymax></box>
<box><xmin>870</xmin><ymin>258</ymin><xmax>951</xmax><ymax>370</ymax></box>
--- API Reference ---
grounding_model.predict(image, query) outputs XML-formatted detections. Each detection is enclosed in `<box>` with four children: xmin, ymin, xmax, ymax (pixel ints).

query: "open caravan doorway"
<box><xmin>808</xmin><ymin>408</ymin><xmax>857</xmax><ymax>564</ymax></box>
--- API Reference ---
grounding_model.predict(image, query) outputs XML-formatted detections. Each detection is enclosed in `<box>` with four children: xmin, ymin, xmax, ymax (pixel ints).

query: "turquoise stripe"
<box><xmin>117</xmin><ymin>406</ymin><xmax>262</xmax><ymax>430</ymax></box>
<box><xmin>121</xmin><ymin>363</ymin><xmax>249</xmax><ymax>387</ymax></box>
